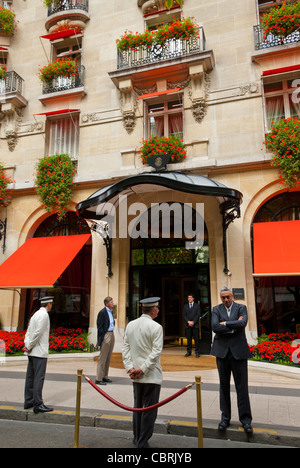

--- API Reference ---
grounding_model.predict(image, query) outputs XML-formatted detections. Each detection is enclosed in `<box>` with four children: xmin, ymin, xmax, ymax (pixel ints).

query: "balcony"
<box><xmin>117</xmin><ymin>27</ymin><xmax>207</xmax><ymax>70</ymax></box>
<box><xmin>0</xmin><ymin>71</ymin><xmax>27</xmax><ymax>108</ymax></box>
<box><xmin>45</xmin><ymin>0</ymin><xmax>90</xmax><ymax>32</ymax></box>
<box><xmin>254</xmin><ymin>24</ymin><xmax>300</xmax><ymax>50</ymax></box>
<box><xmin>42</xmin><ymin>65</ymin><xmax>84</xmax><ymax>94</ymax></box>
<box><xmin>47</xmin><ymin>0</ymin><xmax>89</xmax><ymax>16</ymax></box>
<box><xmin>39</xmin><ymin>65</ymin><xmax>85</xmax><ymax>104</ymax></box>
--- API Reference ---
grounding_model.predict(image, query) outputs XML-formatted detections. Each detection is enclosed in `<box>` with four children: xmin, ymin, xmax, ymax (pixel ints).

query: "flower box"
<box><xmin>117</xmin><ymin>17</ymin><xmax>198</xmax><ymax>52</ymax></box>
<box><xmin>38</xmin><ymin>57</ymin><xmax>79</xmax><ymax>86</ymax></box>
<box><xmin>138</xmin><ymin>135</ymin><xmax>187</xmax><ymax>165</ymax></box>
<box><xmin>261</xmin><ymin>1</ymin><xmax>300</xmax><ymax>41</ymax></box>
<box><xmin>0</xmin><ymin>6</ymin><xmax>17</xmax><ymax>36</ymax></box>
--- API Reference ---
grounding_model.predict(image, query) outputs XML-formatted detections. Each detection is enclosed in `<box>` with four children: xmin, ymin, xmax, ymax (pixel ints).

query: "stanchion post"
<box><xmin>73</xmin><ymin>369</ymin><xmax>83</xmax><ymax>449</ymax></box>
<box><xmin>195</xmin><ymin>376</ymin><xmax>204</xmax><ymax>448</ymax></box>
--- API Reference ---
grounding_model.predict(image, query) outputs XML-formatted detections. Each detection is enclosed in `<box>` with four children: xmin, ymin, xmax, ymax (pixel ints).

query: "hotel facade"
<box><xmin>0</xmin><ymin>0</ymin><xmax>299</xmax><ymax>351</ymax></box>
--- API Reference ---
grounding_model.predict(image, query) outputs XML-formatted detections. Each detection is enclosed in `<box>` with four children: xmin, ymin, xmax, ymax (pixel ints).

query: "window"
<box><xmin>147</xmin><ymin>99</ymin><xmax>183</xmax><ymax>139</ymax></box>
<box><xmin>264</xmin><ymin>78</ymin><xmax>300</xmax><ymax>128</ymax></box>
<box><xmin>51</xmin><ymin>35</ymin><xmax>83</xmax><ymax>65</ymax></box>
<box><xmin>46</xmin><ymin>114</ymin><xmax>79</xmax><ymax>159</ymax></box>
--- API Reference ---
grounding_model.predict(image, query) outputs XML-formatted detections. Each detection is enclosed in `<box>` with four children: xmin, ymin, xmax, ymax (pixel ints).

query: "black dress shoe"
<box><xmin>103</xmin><ymin>378</ymin><xmax>112</xmax><ymax>383</ymax></box>
<box><xmin>184</xmin><ymin>353</ymin><xmax>191</xmax><ymax>357</ymax></box>
<box><xmin>95</xmin><ymin>380</ymin><xmax>107</xmax><ymax>385</ymax></box>
<box><xmin>218</xmin><ymin>421</ymin><xmax>230</xmax><ymax>431</ymax></box>
<box><xmin>243</xmin><ymin>423</ymin><xmax>253</xmax><ymax>434</ymax></box>
<box><xmin>33</xmin><ymin>404</ymin><xmax>53</xmax><ymax>414</ymax></box>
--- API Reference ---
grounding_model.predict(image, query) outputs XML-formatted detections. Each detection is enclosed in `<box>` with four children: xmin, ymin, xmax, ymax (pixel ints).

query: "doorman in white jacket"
<box><xmin>122</xmin><ymin>297</ymin><xmax>163</xmax><ymax>448</ymax></box>
<box><xmin>23</xmin><ymin>296</ymin><xmax>54</xmax><ymax>414</ymax></box>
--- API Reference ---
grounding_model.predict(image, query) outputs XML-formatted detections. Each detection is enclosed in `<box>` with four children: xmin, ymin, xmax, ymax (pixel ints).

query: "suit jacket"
<box><xmin>183</xmin><ymin>302</ymin><xmax>201</xmax><ymax>329</ymax></box>
<box><xmin>97</xmin><ymin>307</ymin><xmax>114</xmax><ymax>347</ymax></box>
<box><xmin>122</xmin><ymin>314</ymin><xmax>163</xmax><ymax>385</ymax></box>
<box><xmin>211</xmin><ymin>302</ymin><xmax>251</xmax><ymax>360</ymax></box>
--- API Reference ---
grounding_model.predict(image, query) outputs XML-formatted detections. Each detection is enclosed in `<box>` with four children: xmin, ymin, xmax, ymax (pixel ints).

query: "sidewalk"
<box><xmin>1</xmin><ymin>349</ymin><xmax>300</xmax><ymax>447</ymax></box>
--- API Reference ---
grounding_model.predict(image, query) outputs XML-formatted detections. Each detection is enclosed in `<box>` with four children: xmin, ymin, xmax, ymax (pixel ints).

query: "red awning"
<box><xmin>262</xmin><ymin>65</ymin><xmax>300</xmax><ymax>77</ymax></box>
<box><xmin>253</xmin><ymin>221</ymin><xmax>300</xmax><ymax>276</ymax></box>
<box><xmin>40</xmin><ymin>29</ymin><xmax>81</xmax><ymax>41</ymax></box>
<box><xmin>0</xmin><ymin>234</ymin><xmax>91</xmax><ymax>289</ymax></box>
<box><xmin>137</xmin><ymin>88</ymin><xmax>182</xmax><ymax>100</ymax></box>
<box><xmin>35</xmin><ymin>109</ymin><xmax>79</xmax><ymax>117</ymax></box>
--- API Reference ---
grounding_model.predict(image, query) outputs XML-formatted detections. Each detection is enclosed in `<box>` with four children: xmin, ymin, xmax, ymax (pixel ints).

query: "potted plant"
<box><xmin>34</xmin><ymin>153</ymin><xmax>76</xmax><ymax>220</ymax></box>
<box><xmin>0</xmin><ymin>164</ymin><xmax>12</xmax><ymax>210</ymax></box>
<box><xmin>0</xmin><ymin>6</ymin><xmax>17</xmax><ymax>36</ymax></box>
<box><xmin>38</xmin><ymin>57</ymin><xmax>79</xmax><ymax>87</ymax></box>
<box><xmin>138</xmin><ymin>135</ymin><xmax>187</xmax><ymax>165</ymax></box>
<box><xmin>264</xmin><ymin>117</ymin><xmax>300</xmax><ymax>188</ymax></box>
<box><xmin>117</xmin><ymin>16</ymin><xmax>198</xmax><ymax>52</ymax></box>
<box><xmin>0</xmin><ymin>65</ymin><xmax>6</xmax><ymax>94</ymax></box>
<box><xmin>261</xmin><ymin>2</ymin><xmax>300</xmax><ymax>42</ymax></box>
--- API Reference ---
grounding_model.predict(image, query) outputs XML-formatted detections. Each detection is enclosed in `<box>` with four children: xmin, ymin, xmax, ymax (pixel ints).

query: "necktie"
<box><xmin>227</xmin><ymin>308</ymin><xmax>230</xmax><ymax>318</ymax></box>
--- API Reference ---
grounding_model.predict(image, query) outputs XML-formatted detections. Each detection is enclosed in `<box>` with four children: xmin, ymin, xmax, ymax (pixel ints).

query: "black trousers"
<box><xmin>186</xmin><ymin>326</ymin><xmax>200</xmax><ymax>354</ymax></box>
<box><xmin>133</xmin><ymin>383</ymin><xmax>161</xmax><ymax>448</ymax></box>
<box><xmin>216</xmin><ymin>350</ymin><xmax>252</xmax><ymax>426</ymax></box>
<box><xmin>24</xmin><ymin>356</ymin><xmax>47</xmax><ymax>407</ymax></box>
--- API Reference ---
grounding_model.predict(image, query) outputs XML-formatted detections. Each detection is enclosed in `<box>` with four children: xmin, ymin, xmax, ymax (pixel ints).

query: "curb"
<box><xmin>0</xmin><ymin>405</ymin><xmax>299</xmax><ymax>448</ymax></box>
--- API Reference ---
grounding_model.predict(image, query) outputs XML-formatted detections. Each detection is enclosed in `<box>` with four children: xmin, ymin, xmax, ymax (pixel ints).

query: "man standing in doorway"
<box><xmin>23</xmin><ymin>296</ymin><xmax>54</xmax><ymax>414</ymax></box>
<box><xmin>96</xmin><ymin>296</ymin><xmax>115</xmax><ymax>385</ymax></box>
<box><xmin>183</xmin><ymin>294</ymin><xmax>201</xmax><ymax>357</ymax></box>
<box><xmin>122</xmin><ymin>297</ymin><xmax>163</xmax><ymax>449</ymax></box>
<box><xmin>211</xmin><ymin>287</ymin><xmax>253</xmax><ymax>434</ymax></box>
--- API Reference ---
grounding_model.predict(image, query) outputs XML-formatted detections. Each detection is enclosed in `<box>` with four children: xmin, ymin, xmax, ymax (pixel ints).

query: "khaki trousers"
<box><xmin>96</xmin><ymin>331</ymin><xmax>115</xmax><ymax>381</ymax></box>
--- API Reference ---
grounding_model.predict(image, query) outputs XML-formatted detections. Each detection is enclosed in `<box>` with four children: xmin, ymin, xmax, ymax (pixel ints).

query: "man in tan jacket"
<box><xmin>122</xmin><ymin>297</ymin><xmax>163</xmax><ymax>448</ymax></box>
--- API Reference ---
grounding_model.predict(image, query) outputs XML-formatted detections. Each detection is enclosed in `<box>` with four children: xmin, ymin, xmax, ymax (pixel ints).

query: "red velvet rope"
<box><xmin>84</xmin><ymin>375</ymin><xmax>193</xmax><ymax>413</ymax></box>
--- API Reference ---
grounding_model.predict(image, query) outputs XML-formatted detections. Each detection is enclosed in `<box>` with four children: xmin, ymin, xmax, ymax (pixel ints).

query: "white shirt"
<box><xmin>24</xmin><ymin>307</ymin><xmax>50</xmax><ymax>358</ymax></box>
<box><xmin>122</xmin><ymin>314</ymin><xmax>163</xmax><ymax>385</ymax></box>
<box><xmin>106</xmin><ymin>306</ymin><xmax>115</xmax><ymax>332</ymax></box>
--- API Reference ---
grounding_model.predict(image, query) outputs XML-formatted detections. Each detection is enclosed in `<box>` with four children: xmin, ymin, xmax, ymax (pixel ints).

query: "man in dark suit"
<box><xmin>211</xmin><ymin>287</ymin><xmax>253</xmax><ymax>434</ymax></box>
<box><xmin>96</xmin><ymin>296</ymin><xmax>115</xmax><ymax>385</ymax></box>
<box><xmin>183</xmin><ymin>294</ymin><xmax>201</xmax><ymax>358</ymax></box>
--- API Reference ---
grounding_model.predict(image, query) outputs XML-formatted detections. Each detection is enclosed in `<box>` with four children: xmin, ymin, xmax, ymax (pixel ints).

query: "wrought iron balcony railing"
<box><xmin>47</xmin><ymin>0</ymin><xmax>89</xmax><ymax>16</ymax></box>
<box><xmin>117</xmin><ymin>27</ymin><xmax>206</xmax><ymax>70</ymax></box>
<box><xmin>0</xmin><ymin>71</ymin><xmax>24</xmax><ymax>95</ymax></box>
<box><xmin>254</xmin><ymin>24</ymin><xmax>300</xmax><ymax>50</ymax></box>
<box><xmin>42</xmin><ymin>65</ymin><xmax>85</xmax><ymax>94</ymax></box>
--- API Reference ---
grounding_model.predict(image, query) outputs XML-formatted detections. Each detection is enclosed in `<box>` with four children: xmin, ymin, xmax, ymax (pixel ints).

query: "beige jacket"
<box><xmin>24</xmin><ymin>307</ymin><xmax>50</xmax><ymax>358</ymax></box>
<box><xmin>122</xmin><ymin>314</ymin><xmax>163</xmax><ymax>385</ymax></box>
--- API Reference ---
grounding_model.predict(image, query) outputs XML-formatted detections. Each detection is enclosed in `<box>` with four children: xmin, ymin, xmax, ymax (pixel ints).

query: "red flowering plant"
<box><xmin>138</xmin><ymin>135</ymin><xmax>187</xmax><ymax>165</ymax></box>
<box><xmin>117</xmin><ymin>17</ymin><xmax>198</xmax><ymax>52</ymax></box>
<box><xmin>38</xmin><ymin>57</ymin><xmax>79</xmax><ymax>85</ymax></box>
<box><xmin>261</xmin><ymin>2</ymin><xmax>300</xmax><ymax>42</ymax></box>
<box><xmin>0</xmin><ymin>6</ymin><xmax>17</xmax><ymax>36</ymax></box>
<box><xmin>264</xmin><ymin>117</ymin><xmax>300</xmax><ymax>188</ymax></box>
<box><xmin>249</xmin><ymin>332</ymin><xmax>300</xmax><ymax>367</ymax></box>
<box><xmin>34</xmin><ymin>153</ymin><xmax>76</xmax><ymax>221</ymax></box>
<box><xmin>0</xmin><ymin>65</ymin><xmax>6</xmax><ymax>80</ymax></box>
<box><xmin>0</xmin><ymin>164</ymin><xmax>12</xmax><ymax>210</ymax></box>
<box><xmin>0</xmin><ymin>328</ymin><xmax>87</xmax><ymax>355</ymax></box>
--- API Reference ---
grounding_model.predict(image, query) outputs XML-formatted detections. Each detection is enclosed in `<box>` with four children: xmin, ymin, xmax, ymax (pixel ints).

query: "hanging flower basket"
<box><xmin>0</xmin><ymin>164</ymin><xmax>12</xmax><ymax>210</ymax></box>
<box><xmin>261</xmin><ymin>2</ymin><xmax>300</xmax><ymax>41</ymax></box>
<box><xmin>38</xmin><ymin>57</ymin><xmax>79</xmax><ymax>85</ymax></box>
<box><xmin>138</xmin><ymin>135</ymin><xmax>187</xmax><ymax>165</ymax></box>
<box><xmin>34</xmin><ymin>154</ymin><xmax>76</xmax><ymax>220</ymax></box>
<box><xmin>0</xmin><ymin>6</ymin><xmax>17</xmax><ymax>36</ymax></box>
<box><xmin>264</xmin><ymin>117</ymin><xmax>300</xmax><ymax>188</ymax></box>
<box><xmin>117</xmin><ymin>17</ymin><xmax>198</xmax><ymax>51</ymax></box>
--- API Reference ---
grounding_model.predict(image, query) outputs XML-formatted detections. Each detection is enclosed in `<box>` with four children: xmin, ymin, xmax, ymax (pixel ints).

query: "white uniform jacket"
<box><xmin>122</xmin><ymin>314</ymin><xmax>163</xmax><ymax>385</ymax></box>
<box><xmin>24</xmin><ymin>307</ymin><xmax>50</xmax><ymax>358</ymax></box>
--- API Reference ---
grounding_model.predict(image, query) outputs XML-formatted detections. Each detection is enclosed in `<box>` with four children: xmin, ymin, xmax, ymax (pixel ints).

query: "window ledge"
<box><xmin>38</xmin><ymin>86</ymin><xmax>86</xmax><ymax>105</ymax></box>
